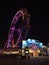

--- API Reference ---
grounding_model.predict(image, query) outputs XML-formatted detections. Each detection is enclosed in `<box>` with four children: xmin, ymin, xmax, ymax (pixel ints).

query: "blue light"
<box><xmin>22</xmin><ymin>38</ymin><xmax>43</xmax><ymax>49</ymax></box>
<box><xmin>39</xmin><ymin>42</ymin><xmax>43</xmax><ymax>48</ymax></box>
<box><xmin>27</xmin><ymin>38</ymin><xmax>32</xmax><ymax>43</ymax></box>
<box><xmin>32</xmin><ymin>39</ymin><xmax>36</xmax><ymax>43</ymax></box>
<box><xmin>22</xmin><ymin>40</ymin><xmax>28</xmax><ymax>48</ymax></box>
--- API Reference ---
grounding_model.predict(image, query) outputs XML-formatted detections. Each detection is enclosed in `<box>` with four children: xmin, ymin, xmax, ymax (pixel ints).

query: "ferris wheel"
<box><xmin>4</xmin><ymin>8</ymin><xmax>30</xmax><ymax>48</ymax></box>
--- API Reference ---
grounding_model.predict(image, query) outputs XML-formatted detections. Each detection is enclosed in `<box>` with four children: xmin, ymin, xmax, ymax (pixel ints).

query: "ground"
<box><xmin>0</xmin><ymin>56</ymin><xmax>49</xmax><ymax>65</ymax></box>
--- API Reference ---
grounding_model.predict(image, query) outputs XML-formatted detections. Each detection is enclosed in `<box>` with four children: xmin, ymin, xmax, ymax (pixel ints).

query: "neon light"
<box><xmin>4</xmin><ymin>9</ymin><xmax>30</xmax><ymax>48</ymax></box>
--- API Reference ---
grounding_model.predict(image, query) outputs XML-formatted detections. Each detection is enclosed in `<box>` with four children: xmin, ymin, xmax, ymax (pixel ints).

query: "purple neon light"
<box><xmin>4</xmin><ymin>9</ymin><xmax>30</xmax><ymax>48</ymax></box>
<box><xmin>4</xmin><ymin>10</ymin><xmax>24</xmax><ymax>48</ymax></box>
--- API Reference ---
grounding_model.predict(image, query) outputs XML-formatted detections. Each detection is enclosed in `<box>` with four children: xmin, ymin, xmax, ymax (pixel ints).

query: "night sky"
<box><xmin>0</xmin><ymin>1</ymin><xmax>48</xmax><ymax>48</ymax></box>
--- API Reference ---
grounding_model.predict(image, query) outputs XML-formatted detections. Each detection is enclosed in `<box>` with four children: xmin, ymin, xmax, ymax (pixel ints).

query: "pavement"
<box><xmin>0</xmin><ymin>56</ymin><xmax>49</xmax><ymax>65</ymax></box>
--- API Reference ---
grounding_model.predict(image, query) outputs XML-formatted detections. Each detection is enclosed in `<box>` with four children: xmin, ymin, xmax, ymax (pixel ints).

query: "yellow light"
<box><xmin>29</xmin><ymin>49</ymin><xmax>33</xmax><ymax>53</ymax></box>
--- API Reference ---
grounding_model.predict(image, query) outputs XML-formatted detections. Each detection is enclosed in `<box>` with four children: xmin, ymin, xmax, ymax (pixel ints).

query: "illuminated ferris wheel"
<box><xmin>4</xmin><ymin>8</ymin><xmax>30</xmax><ymax>48</ymax></box>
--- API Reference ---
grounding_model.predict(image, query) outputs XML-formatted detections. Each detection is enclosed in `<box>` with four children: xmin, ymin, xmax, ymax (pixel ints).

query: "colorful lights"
<box><xmin>22</xmin><ymin>39</ymin><xmax>43</xmax><ymax>49</ymax></box>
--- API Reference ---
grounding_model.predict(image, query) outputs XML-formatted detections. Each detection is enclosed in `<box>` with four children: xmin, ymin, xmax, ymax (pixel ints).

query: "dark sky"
<box><xmin>0</xmin><ymin>1</ymin><xmax>48</xmax><ymax>47</ymax></box>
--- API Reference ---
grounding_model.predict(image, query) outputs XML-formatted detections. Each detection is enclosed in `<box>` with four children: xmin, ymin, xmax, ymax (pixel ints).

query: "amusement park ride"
<box><xmin>4</xmin><ymin>8</ymin><xmax>30</xmax><ymax>49</ymax></box>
